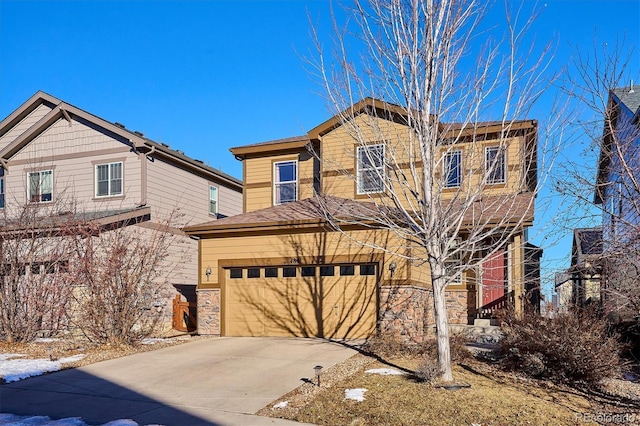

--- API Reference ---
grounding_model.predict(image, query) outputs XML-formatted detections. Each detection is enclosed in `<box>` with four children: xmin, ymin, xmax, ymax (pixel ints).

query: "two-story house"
<box><xmin>594</xmin><ymin>83</ymin><xmax>640</xmax><ymax>318</ymax></box>
<box><xmin>185</xmin><ymin>98</ymin><xmax>537</xmax><ymax>340</ymax></box>
<box><xmin>0</xmin><ymin>91</ymin><xmax>243</xmax><ymax>330</ymax></box>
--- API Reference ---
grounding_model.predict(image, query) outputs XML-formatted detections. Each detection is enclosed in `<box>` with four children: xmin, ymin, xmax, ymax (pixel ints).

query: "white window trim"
<box><xmin>273</xmin><ymin>160</ymin><xmax>298</xmax><ymax>205</ymax></box>
<box><xmin>356</xmin><ymin>144</ymin><xmax>385</xmax><ymax>195</ymax></box>
<box><xmin>443</xmin><ymin>150</ymin><xmax>462</xmax><ymax>188</ymax></box>
<box><xmin>209</xmin><ymin>185</ymin><xmax>218</xmax><ymax>215</ymax></box>
<box><xmin>94</xmin><ymin>162</ymin><xmax>123</xmax><ymax>198</ymax></box>
<box><xmin>27</xmin><ymin>170</ymin><xmax>53</xmax><ymax>203</ymax></box>
<box><xmin>485</xmin><ymin>146</ymin><xmax>506</xmax><ymax>184</ymax></box>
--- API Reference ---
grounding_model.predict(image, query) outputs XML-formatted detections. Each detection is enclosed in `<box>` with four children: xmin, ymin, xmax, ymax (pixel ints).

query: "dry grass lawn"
<box><xmin>261</xmin><ymin>354</ymin><xmax>639</xmax><ymax>426</ymax></box>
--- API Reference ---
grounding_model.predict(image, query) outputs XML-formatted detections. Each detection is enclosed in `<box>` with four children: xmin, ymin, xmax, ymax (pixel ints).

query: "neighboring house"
<box><xmin>556</xmin><ymin>227</ymin><xmax>603</xmax><ymax>310</ymax></box>
<box><xmin>554</xmin><ymin>272</ymin><xmax>571</xmax><ymax>314</ymax></box>
<box><xmin>185</xmin><ymin>98</ymin><xmax>538</xmax><ymax>340</ymax></box>
<box><xmin>594</xmin><ymin>83</ymin><xmax>640</xmax><ymax>318</ymax></box>
<box><xmin>0</xmin><ymin>91</ymin><xmax>243</xmax><ymax>330</ymax></box>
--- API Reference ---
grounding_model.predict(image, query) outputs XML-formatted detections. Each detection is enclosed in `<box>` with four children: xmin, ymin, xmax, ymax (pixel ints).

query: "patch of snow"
<box><xmin>345</xmin><ymin>388</ymin><xmax>367</xmax><ymax>402</ymax></box>
<box><xmin>0</xmin><ymin>353</ymin><xmax>25</xmax><ymax>361</ymax></box>
<box><xmin>0</xmin><ymin>354</ymin><xmax>85</xmax><ymax>383</ymax></box>
<box><xmin>33</xmin><ymin>338</ymin><xmax>60</xmax><ymax>343</ymax></box>
<box><xmin>140</xmin><ymin>338</ymin><xmax>168</xmax><ymax>345</ymax></box>
<box><xmin>59</xmin><ymin>354</ymin><xmax>86</xmax><ymax>364</ymax></box>
<box><xmin>272</xmin><ymin>401</ymin><xmax>289</xmax><ymax>409</ymax></box>
<box><xmin>365</xmin><ymin>368</ymin><xmax>405</xmax><ymax>376</ymax></box>
<box><xmin>0</xmin><ymin>414</ymin><xmax>152</xmax><ymax>425</ymax></box>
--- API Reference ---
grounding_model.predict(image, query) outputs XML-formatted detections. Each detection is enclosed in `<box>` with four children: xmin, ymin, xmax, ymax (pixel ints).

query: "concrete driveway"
<box><xmin>0</xmin><ymin>337</ymin><xmax>359</xmax><ymax>425</ymax></box>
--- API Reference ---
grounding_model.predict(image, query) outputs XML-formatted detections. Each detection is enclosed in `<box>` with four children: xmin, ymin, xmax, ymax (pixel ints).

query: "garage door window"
<box><xmin>265</xmin><ymin>267</ymin><xmax>278</xmax><ymax>278</ymax></box>
<box><xmin>230</xmin><ymin>268</ymin><xmax>243</xmax><ymax>279</ymax></box>
<box><xmin>320</xmin><ymin>266</ymin><xmax>335</xmax><ymax>276</ymax></box>
<box><xmin>283</xmin><ymin>267</ymin><xmax>297</xmax><ymax>277</ymax></box>
<box><xmin>301</xmin><ymin>266</ymin><xmax>316</xmax><ymax>277</ymax></box>
<box><xmin>340</xmin><ymin>265</ymin><xmax>355</xmax><ymax>276</ymax></box>
<box><xmin>360</xmin><ymin>264</ymin><xmax>376</xmax><ymax>275</ymax></box>
<box><xmin>247</xmin><ymin>268</ymin><xmax>260</xmax><ymax>278</ymax></box>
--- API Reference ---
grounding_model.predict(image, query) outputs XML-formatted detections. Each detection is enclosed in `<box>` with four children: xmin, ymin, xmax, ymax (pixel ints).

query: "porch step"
<box><xmin>473</xmin><ymin>318</ymin><xmax>500</xmax><ymax>327</ymax></box>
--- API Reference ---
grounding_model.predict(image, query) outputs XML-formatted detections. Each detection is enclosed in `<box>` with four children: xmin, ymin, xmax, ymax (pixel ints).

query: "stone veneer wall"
<box><xmin>197</xmin><ymin>288</ymin><xmax>220</xmax><ymax>336</ymax></box>
<box><xmin>379</xmin><ymin>285</ymin><xmax>470</xmax><ymax>342</ymax></box>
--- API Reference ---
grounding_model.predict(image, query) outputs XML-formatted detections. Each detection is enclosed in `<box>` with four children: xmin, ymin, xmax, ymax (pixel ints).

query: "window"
<box><xmin>230</xmin><ymin>268</ymin><xmax>243</xmax><ymax>279</ymax></box>
<box><xmin>0</xmin><ymin>171</ymin><xmax>4</xmax><ymax>209</ymax></box>
<box><xmin>95</xmin><ymin>162</ymin><xmax>122</xmax><ymax>197</ymax></box>
<box><xmin>445</xmin><ymin>241</ymin><xmax>462</xmax><ymax>284</ymax></box>
<box><xmin>340</xmin><ymin>265</ymin><xmax>355</xmax><ymax>276</ymax></box>
<box><xmin>274</xmin><ymin>161</ymin><xmax>297</xmax><ymax>205</ymax></box>
<box><xmin>28</xmin><ymin>170</ymin><xmax>53</xmax><ymax>202</ymax></box>
<box><xmin>209</xmin><ymin>186</ymin><xmax>218</xmax><ymax>215</ymax></box>
<box><xmin>485</xmin><ymin>146</ymin><xmax>506</xmax><ymax>184</ymax></box>
<box><xmin>357</xmin><ymin>144</ymin><xmax>385</xmax><ymax>194</ymax></box>
<box><xmin>443</xmin><ymin>150</ymin><xmax>461</xmax><ymax>188</ymax></box>
<box><xmin>283</xmin><ymin>267</ymin><xmax>297</xmax><ymax>277</ymax></box>
<box><xmin>319</xmin><ymin>266</ymin><xmax>335</xmax><ymax>276</ymax></box>
<box><xmin>31</xmin><ymin>263</ymin><xmax>41</xmax><ymax>275</ymax></box>
<box><xmin>247</xmin><ymin>268</ymin><xmax>260</xmax><ymax>278</ymax></box>
<box><xmin>301</xmin><ymin>266</ymin><xmax>316</xmax><ymax>277</ymax></box>
<box><xmin>265</xmin><ymin>267</ymin><xmax>278</xmax><ymax>278</ymax></box>
<box><xmin>360</xmin><ymin>264</ymin><xmax>376</xmax><ymax>276</ymax></box>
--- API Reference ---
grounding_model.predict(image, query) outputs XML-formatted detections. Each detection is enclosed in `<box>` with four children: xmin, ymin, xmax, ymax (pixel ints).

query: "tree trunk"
<box><xmin>430</xmin><ymin>261</ymin><xmax>453</xmax><ymax>382</ymax></box>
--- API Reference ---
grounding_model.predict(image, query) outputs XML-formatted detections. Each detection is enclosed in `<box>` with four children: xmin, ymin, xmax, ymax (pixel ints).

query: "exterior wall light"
<box><xmin>389</xmin><ymin>261</ymin><xmax>397</xmax><ymax>277</ymax></box>
<box><xmin>205</xmin><ymin>266</ymin><xmax>212</xmax><ymax>281</ymax></box>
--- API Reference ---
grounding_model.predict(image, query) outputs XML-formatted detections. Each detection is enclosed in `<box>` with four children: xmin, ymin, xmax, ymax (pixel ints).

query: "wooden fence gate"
<box><xmin>172</xmin><ymin>294</ymin><xmax>197</xmax><ymax>332</ymax></box>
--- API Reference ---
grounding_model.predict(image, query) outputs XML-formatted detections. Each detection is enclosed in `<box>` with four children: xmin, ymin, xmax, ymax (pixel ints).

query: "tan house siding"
<box><xmin>0</xmin><ymin>103</ymin><xmax>54</xmax><ymax>149</ymax></box>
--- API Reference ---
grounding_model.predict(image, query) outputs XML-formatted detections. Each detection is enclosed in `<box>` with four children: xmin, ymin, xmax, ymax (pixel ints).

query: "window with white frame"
<box><xmin>209</xmin><ymin>185</ymin><xmax>218</xmax><ymax>215</ymax></box>
<box><xmin>28</xmin><ymin>170</ymin><xmax>53</xmax><ymax>203</ymax></box>
<box><xmin>274</xmin><ymin>160</ymin><xmax>297</xmax><ymax>205</ymax></box>
<box><xmin>95</xmin><ymin>162</ymin><xmax>123</xmax><ymax>197</ymax></box>
<box><xmin>443</xmin><ymin>150</ymin><xmax>462</xmax><ymax>188</ymax></box>
<box><xmin>357</xmin><ymin>144</ymin><xmax>385</xmax><ymax>194</ymax></box>
<box><xmin>445</xmin><ymin>241</ymin><xmax>462</xmax><ymax>284</ymax></box>
<box><xmin>0</xmin><ymin>169</ymin><xmax>4</xmax><ymax>209</ymax></box>
<box><xmin>485</xmin><ymin>146</ymin><xmax>506</xmax><ymax>184</ymax></box>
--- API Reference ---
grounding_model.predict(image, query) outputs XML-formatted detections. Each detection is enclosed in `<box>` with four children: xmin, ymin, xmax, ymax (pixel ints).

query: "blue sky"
<box><xmin>1</xmin><ymin>0</ymin><xmax>639</xmax><ymax>293</ymax></box>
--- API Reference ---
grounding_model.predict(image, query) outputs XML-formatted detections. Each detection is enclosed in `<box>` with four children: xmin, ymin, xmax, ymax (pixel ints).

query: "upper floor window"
<box><xmin>28</xmin><ymin>170</ymin><xmax>53</xmax><ymax>203</ymax></box>
<box><xmin>209</xmin><ymin>185</ymin><xmax>218</xmax><ymax>215</ymax></box>
<box><xmin>95</xmin><ymin>162</ymin><xmax>123</xmax><ymax>197</ymax></box>
<box><xmin>485</xmin><ymin>146</ymin><xmax>506</xmax><ymax>184</ymax></box>
<box><xmin>0</xmin><ymin>169</ymin><xmax>4</xmax><ymax>209</ymax></box>
<box><xmin>357</xmin><ymin>144</ymin><xmax>385</xmax><ymax>194</ymax></box>
<box><xmin>274</xmin><ymin>160</ymin><xmax>297</xmax><ymax>205</ymax></box>
<box><xmin>443</xmin><ymin>150</ymin><xmax>462</xmax><ymax>188</ymax></box>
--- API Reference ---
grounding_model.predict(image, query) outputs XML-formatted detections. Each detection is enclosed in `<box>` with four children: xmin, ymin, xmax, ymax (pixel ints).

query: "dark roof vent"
<box><xmin>194</xmin><ymin>159</ymin><xmax>204</xmax><ymax>164</ymax></box>
<box><xmin>114</xmin><ymin>122</ymin><xmax>126</xmax><ymax>129</ymax></box>
<box><xmin>176</xmin><ymin>150</ymin><xmax>185</xmax><ymax>155</ymax></box>
<box><xmin>133</xmin><ymin>131</ymin><xmax>144</xmax><ymax>137</ymax></box>
<box><xmin>160</xmin><ymin>142</ymin><xmax>169</xmax><ymax>148</ymax></box>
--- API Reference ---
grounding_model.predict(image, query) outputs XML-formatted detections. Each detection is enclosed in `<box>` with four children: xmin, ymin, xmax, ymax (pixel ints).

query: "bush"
<box><xmin>498</xmin><ymin>307</ymin><xmax>624</xmax><ymax>386</ymax></box>
<box><xmin>414</xmin><ymin>357</ymin><xmax>440</xmax><ymax>383</ymax></box>
<box><xmin>363</xmin><ymin>331</ymin><xmax>471</xmax><ymax>361</ymax></box>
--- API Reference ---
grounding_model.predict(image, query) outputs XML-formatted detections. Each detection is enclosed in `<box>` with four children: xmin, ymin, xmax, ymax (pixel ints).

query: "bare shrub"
<box><xmin>414</xmin><ymin>357</ymin><xmax>440</xmax><ymax>383</ymax></box>
<box><xmin>498</xmin><ymin>308</ymin><xmax>624</xmax><ymax>385</ymax></box>
<box><xmin>364</xmin><ymin>331</ymin><xmax>471</xmax><ymax>361</ymax></box>
<box><xmin>68</xmin><ymin>216</ymin><xmax>176</xmax><ymax>346</ymax></box>
<box><xmin>0</xmin><ymin>202</ymin><xmax>76</xmax><ymax>342</ymax></box>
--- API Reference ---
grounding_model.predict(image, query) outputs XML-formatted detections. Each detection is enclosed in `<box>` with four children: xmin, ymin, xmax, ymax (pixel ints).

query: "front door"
<box><xmin>481</xmin><ymin>248</ymin><xmax>506</xmax><ymax>307</ymax></box>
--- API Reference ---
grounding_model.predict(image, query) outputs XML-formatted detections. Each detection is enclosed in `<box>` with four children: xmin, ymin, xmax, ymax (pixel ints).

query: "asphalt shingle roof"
<box><xmin>613</xmin><ymin>86</ymin><xmax>640</xmax><ymax>116</ymax></box>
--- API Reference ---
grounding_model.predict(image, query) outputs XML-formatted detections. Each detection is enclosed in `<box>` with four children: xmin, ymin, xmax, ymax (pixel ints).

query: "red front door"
<box><xmin>481</xmin><ymin>248</ymin><xmax>505</xmax><ymax>307</ymax></box>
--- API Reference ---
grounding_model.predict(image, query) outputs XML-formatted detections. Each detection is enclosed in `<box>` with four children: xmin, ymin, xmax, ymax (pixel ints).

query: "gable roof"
<box><xmin>612</xmin><ymin>85</ymin><xmax>640</xmax><ymax>117</ymax></box>
<box><xmin>230</xmin><ymin>97</ymin><xmax>537</xmax><ymax>158</ymax></box>
<box><xmin>0</xmin><ymin>91</ymin><xmax>242</xmax><ymax>191</ymax></box>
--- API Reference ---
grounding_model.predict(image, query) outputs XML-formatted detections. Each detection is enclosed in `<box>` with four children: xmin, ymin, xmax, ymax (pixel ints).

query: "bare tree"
<box><xmin>310</xmin><ymin>0</ymin><xmax>558</xmax><ymax>381</ymax></box>
<box><xmin>559</xmin><ymin>41</ymin><xmax>640</xmax><ymax>320</ymax></box>
<box><xmin>0</xmin><ymin>199</ymin><xmax>78</xmax><ymax>342</ymax></box>
<box><xmin>67</xmin><ymin>213</ymin><xmax>177</xmax><ymax>346</ymax></box>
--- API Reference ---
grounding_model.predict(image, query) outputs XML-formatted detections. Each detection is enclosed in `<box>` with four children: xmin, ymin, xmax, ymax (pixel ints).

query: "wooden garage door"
<box><xmin>224</xmin><ymin>264</ymin><xmax>377</xmax><ymax>338</ymax></box>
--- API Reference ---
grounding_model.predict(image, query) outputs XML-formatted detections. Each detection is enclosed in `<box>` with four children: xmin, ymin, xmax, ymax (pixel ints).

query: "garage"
<box><xmin>223</xmin><ymin>262</ymin><xmax>378</xmax><ymax>338</ymax></box>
